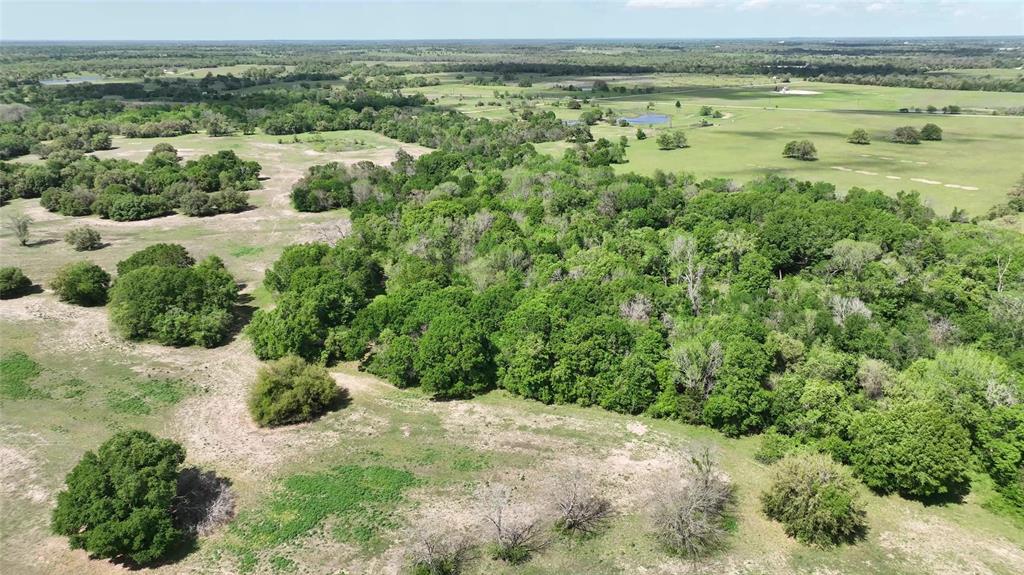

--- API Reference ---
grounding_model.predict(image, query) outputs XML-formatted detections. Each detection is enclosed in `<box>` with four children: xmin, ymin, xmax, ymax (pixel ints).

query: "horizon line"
<box><xmin>4</xmin><ymin>35</ymin><xmax>1023</xmax><ymax>44</ymax></box>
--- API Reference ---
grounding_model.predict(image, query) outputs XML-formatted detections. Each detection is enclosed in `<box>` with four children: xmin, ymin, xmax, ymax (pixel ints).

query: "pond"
<box><xmin>622</xmin><ymin>114</ymin><xmax>670</xmax><ymax>125</ymax></box>
<box><xmin>40</xmin><ymin>76</ymin><xmax>104</xmax><ymax>85</ymax></box>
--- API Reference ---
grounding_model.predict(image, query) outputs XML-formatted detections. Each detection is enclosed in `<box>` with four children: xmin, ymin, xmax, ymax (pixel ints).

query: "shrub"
<box><xmin>656</xmin><ymin>130</ymin><xmax>689</xmax><ymax>150</ymax></box>
<box><xmin>179</xmin><ymin>190</ymin><xmax>214</xmax><ymax>217</ymax></box>
<box><xmin>5</xmin><ymin>213</ymin><xmax>31</xmax><ymax>246</ymax></box>
<box><xmin>51</xmin><ymin>430</ymin><xmax>186</xmax><ymax>565</ymax></box>
<box><xmin>783</xmin><ymin>140</ymin><xmax>818</xmax><ymax>160</ymax></box>
<box><xmin>849</xmin><ymin>400</ymin><xmax>971</xmax><ymax>500</ymax></box>
<box><xmin>483</xmin><ymin>485</ymin><xmax>546</xmax><ymax>565</ymax></box>
<box><xmin>652</xmin><ymin>448</ymin><xmax>735</xmax><ymax>557</ymax></box>
<box><xmin>414</xmin><ymin>310</ymin><xmax>491</xmax><ymax>399</ymax></box>
<box><xmin>847</xmin><ymin>129</ymin><xmax>871</xmax><ymax>145</ymax></box>
<box><xmin>291</xmin><ymin>162</ymin><xmax>353</xmax><ymax>212</ymax></box>
<box><xmin>552</xmin><ymin>473</ymin><xmax>613</xmax><ymax>537</ymax></box>
<box><xmin>116</xmin><ymin>243</ymin><xmax>195</xmax><ymax>276</ymax></box>
<box><xmin>408</xmin><ymin>532</ymin><xmax>472</xmax><ymax>575</ymax></box>
<box><xmin>760</xmin><ymin>452</ymin><xmax>867</xmax><ymax>546</ymax></box>
<box><xmin>249</xmin><ymin>355</ymin><xmax>339</xmax><ymax>426</ymax></box>
<box><xmin>107</xmin><ymin>194</ymin><xmax>171</xmax><ymax>221</ymax></box>
<box><xmin>890</xmin><ymin>126</ymin><xmax>921</xmax><ymax>144</ymax></box>
<box><xmin>51</xmin><ymin>262</ymin><xmax>110</xmax><ymax>306</ymax></box>
<box><xmin>211</xmin><ymin>188</ymin><xmax>249</xmax><ymax>213</ymax></box>
<box><xmin>64</xmin><ymin>225</ymin><xmax>102</xmax><ymax>251</ymax></box>
<box><xmin>108</xmin><ymin>256</ymin><xmax>238</xmax><ymax>347</ymax></box>
<box><xmin>921</xmin><ymin>123</ymin><xmax>943</xmax><ymax>141</ymax></box>
<box><xmin>0</xmin><ymin>267</ymin><xmax>32</xmax><ymax>299</ymax></box>
<box><xmin>754</xmin><ymin>429</ymin><xmax>798</xmax><ymax>464</ymax></box>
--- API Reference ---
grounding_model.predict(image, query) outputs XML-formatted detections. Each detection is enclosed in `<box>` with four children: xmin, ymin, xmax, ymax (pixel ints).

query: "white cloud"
<box><xmin>737</xmin><ymin>0</ymin><xmax>773</xmax><ymax>11</ymax></box>
<box><xmin>625</xmin><ymin>0</ymin><xmax>709</xmax><ymax>8</ymax></box>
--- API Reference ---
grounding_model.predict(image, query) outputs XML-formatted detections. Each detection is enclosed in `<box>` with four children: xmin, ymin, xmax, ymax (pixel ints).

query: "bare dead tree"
<box><xmin>651</xmin><ymin>448</ymin><xmax>735</xmax><ymax>559</ymax></box>
<box><xmin>829</xmin><ymin>294</ymin><xmax>872</xmax><ymax>326</ymax></box>
<box><xmin>407</xmin><ymin>529</ymin><xmax>473</xmax><ymax>575</ymax></box>
<box><xmin>551</xmin><ymin>472</ymin><xmax>614</xmax><ymax>537</ymax></box>
<box><xmin>481</xmin><ymin>484</ymin><xmax>547</xmax><ymax>565</ymax></box>
<box><xmin>619</xmin><ymin>293</ymin><xmax>653</xmax><ymax>323</ymax></box>
<box><xmin>855</xmin><ymin>358</ymin><xmax>893</xmax><ymax>400</ymax></box>
<box><xmin>672</xmin><ymin>340</ymin><xmax>723</xmax><ymax>400</ymax></box>
<box><xmin>995</xmin><ymin>254</ymin><xmax>1013</xmax><ymax>293</ymax></box>
<box><xmin>669</xmin><ymin>235</ymin><xmax>705</xmax><ymax>316</ymax></box>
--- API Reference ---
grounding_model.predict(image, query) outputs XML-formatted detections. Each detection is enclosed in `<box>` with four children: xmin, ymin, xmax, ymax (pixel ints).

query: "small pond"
<box><xmin>622</xmin><ymin>114</ymin><xmax>670</xmax><ymax>125</ymax></box>
<box><xmin>40</xmin><ymin>76</ymin><xmax>104</xmax><ymax>85</ymax></box>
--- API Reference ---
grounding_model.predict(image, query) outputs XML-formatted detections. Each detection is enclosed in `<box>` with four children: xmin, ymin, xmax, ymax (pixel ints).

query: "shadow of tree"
<box><xmin>174</xmin><ymin>467</ymin><xmax>236</xmax><ymax>538</ymax></box>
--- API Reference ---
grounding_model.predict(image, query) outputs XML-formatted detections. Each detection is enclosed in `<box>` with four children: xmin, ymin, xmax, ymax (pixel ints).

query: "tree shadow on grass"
<box><xmin>108</xmin><ymin>467</ymin><xmax>236</xmax><ymax>570</ymax></box>
<box><xmin>224</xmin><ymin>289</ymin><xmax>257</xmax><ymax>344</ymax></box>
<box><xmin>329</xmin><ymin>386</ymin><xmax>353</xmax><ymax>413</ymax></box>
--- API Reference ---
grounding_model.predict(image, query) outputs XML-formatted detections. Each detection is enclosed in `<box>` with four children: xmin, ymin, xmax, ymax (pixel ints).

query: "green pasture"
<box><xmin>413</xmin><ymin>76</ymin><xmax>1024</xmax><ymax>216</ymax></box>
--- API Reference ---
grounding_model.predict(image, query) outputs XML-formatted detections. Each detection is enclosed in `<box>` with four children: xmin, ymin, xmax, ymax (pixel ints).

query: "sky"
<box><xmin>1</xmin><ymin>0</ymin><xmax>1022</xmax><ymax>42</ymax></box>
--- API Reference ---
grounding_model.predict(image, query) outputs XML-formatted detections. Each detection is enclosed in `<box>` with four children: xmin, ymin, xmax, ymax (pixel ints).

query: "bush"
<box><xmin>760</xmin><ymin>452</ymin><xmax>867</xmax><ymax>547</ymax></box>
<box><xmin>107</xmin><ymin>194</ymin><xmax>171</xmax><ymax>221</ymax></box>
<box><xmin>849</xmin><ymin>400</ymin><xmax>971</xmax><ymax>500</ymax></box>
<box><xmin>291</xmin><ymin>162</ymin><xmax>354</xmax><ymax>212</ymax></box>
<box><xmin>847</xmin><ymin>129</ymin><xmax>871</xmax><ymax>145</ymax></box>
<box><xmin>783</xmin><ymin>140</ymin><xmax>818</xmax><ymax>161</ymax></box>
<box><xmin>656</xmin><ymin>130</ymin><xmax>689</xmax><ymax>150</ymax></box>
<box><xmin>408</xmin><ymin>532</ymin><xmax>472</xmax><ymax>575</ymax></box>
<box><xmin>108</xmin><ymin>256</ymin><xmax>238</xmax><ymax>347</ymax></box>
<box><xmin>652</xmin><ymin>448</ymin><xmax>735</xmax><ymax>557</ymax></box>
<box><xmin>0</xmin><ymin>267</ymin><xmax>32</xmax><ymax>299</ymax></box>
<box><xmin>64</xmin><ymin>225</ymin><xmax>102</xmax><ymax>251</ymax></box>
<box><xmin>249</xmin><ymin>355</ymin><xmax>339</xmax><ymax>426</ymax></box>
<box><xmin>414</xmin><ymin>310</ymin><xmax>491</xmax><ymax>399</ymax></box>
<box><xmin>921</xmin><ymin>123</ymin><xmax>943</xmax><ymax>141</ymax></box>
<box><xmin>51</xmin><ymin>262</ymin><xmax>110</xmax><ymax>306</ymax></box>
<box><xmin>754</xmin><ymin>429</ymin><xmax>798</xmax><ymax>464</ymax></box>
<box><xmin>552</xmin><ymin>473</ymin><xmax>613</xmax><ymax>537</ymax></box>
<box><xmin>117</xmin><ymin>243</ymin><xmax>195</xmax><ymax>276</ymax></box>
<box><xmin>179</xmin><ymin>191</ymin><xmax>214</xmax><ymax>216</ymax></box>
<box><xmin>211</xmin><ymin>188</ymin><xmax>249</xmax><ymax>213</ymax></box>
<box><xmin>51</xmin><ymin>430</ymin><xmax>186</xmax><ymax>565</ymax></box>
<box><xmin>890</xmin><ymin>126</ymin><xmax>921</xmax><ymax>144</ymax></box>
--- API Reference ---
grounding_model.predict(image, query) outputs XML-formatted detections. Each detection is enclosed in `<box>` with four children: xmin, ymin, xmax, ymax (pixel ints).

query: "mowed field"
<box><xmin>2</xmin><ymin>128</ymin><xmax>1024</xmax><ymax>575</ymax></box>
<box><xmin>413</xmin><ymin>76</ymin><xmax>1024</xmax><ymax>216</ymax></box>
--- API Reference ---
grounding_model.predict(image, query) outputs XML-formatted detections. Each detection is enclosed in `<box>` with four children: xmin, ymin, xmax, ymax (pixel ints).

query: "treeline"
<box><xmin>810</xmin><ymin>73</ymin><xmax>1024</xmax><ymax>93</ymax></box>
<box><xmin>0</xmin><ymin>145</ymin><xmax>259</xmax><ymax>220</ymax></box>
<box><xmin>244</xmin><ymin>143</ymin><xmax>1023</xmax><ymax>511</ymax></box>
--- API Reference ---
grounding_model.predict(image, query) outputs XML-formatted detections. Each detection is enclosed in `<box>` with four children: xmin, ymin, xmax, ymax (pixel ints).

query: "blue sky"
<box><xmin>1</xmin><ymin>1</ymin><xmax>1021</xmax><ymax>41</ymax></box>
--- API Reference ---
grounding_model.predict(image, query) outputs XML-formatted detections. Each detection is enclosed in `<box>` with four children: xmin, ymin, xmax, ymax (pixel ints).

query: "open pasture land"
<box><xmin>414</xmin><ymin>76</ymin><xmax>1024</xmax><ymax>216</ymax></box>
<box><xmin>1</xmin><ymin>130</ymin><xmax>430</xmax><ymax>303</ymax></box>
<box><xmin>2</xmin><ymin>314</ymin><xmax>1022</xmax><ymax>575</ymax></box>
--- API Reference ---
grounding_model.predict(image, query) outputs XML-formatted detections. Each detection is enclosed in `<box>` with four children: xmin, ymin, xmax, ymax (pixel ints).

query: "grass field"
<box><xmin>412</xmin><ymin>76</ymin><xmax>1024</xmax><ymax>216</ymax></box>
<box><xmin>1</xmin><ymin>307</ymin><xmax>1022</xmax><ymax>575</ymax></box>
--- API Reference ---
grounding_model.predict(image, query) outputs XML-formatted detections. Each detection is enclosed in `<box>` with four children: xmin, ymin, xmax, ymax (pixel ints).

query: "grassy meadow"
<box><xmin>412</xmin><ymin>76</ymin><xmax>1024</xmax><ymax>216</ymax></box>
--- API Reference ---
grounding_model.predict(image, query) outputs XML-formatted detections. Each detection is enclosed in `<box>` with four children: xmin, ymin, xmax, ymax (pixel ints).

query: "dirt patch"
<box><xmin>0</xmin><ymin>444</ymin><xmax>49</xmax><ymax>504</ymax></box>
<box><xmin>878</xmin><ymin>516</ymin><xmax>1024</xmax><ymax>575</ymax></box>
